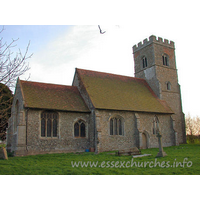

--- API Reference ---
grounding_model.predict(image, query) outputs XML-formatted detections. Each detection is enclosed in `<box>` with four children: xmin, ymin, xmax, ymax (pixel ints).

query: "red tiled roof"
<box><xmin>19</xmin><ymin>80</ymin><xmax>90</xmax><ymax>112</ymax></box>
<box><xmin>76</xmin><ymin>68</ymin><xmax>173</xmax><ymax>114</ymax></box>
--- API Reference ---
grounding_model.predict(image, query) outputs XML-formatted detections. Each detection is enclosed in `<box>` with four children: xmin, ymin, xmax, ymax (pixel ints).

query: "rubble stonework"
<box><xmin>7</xmin><ymin>35</ymin><xmax>185</xmax><ymax>156</ymax></box>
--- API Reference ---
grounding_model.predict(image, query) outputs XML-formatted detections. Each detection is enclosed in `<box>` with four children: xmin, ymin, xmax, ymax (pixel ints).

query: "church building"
<box><xmin>7</xmin><ymin>35</ymin><xmax>186</xmax><ymax>156</ymax></box>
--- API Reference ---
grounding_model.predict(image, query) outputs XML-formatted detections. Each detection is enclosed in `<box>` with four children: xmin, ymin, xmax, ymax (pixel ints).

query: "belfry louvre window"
<box><xmin>162</xmin><ymin>55</ymin><xmax>169</xmax><ymax>66</ymax></box>
<box><xmin>142</xmin><ymin>57</ymin><xmax>148</xmax><ymax>68</ymax></box>
<box><xmin>41</xmin><ymin>111</ymin><xmax>58</xmax><ymax>137</ymax></box>
<box><xmin>110</xmin><ymin>117</ymin><xmax>123</xmax><ymax>136</ymax></box>
<box><xmin>74</xmin><ymin>120</ymin><xmax>86</xmax><ymax>138</ymax></box>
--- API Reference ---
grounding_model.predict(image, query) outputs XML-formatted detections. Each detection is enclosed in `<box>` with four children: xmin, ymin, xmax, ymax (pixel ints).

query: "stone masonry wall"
<box><xmin>7</xmin><ymin>79</ymin><xmax>26</xmax><ymax>155</ymax></box>
<box><xmin>136</xmin><ymin>113</ymin><xmax>175</xmax><ymax>148</ymax></box>
<box><xmin>26</xmin><ymin>109</ymin><xmax>93</xmax><ymax>155</ymax></box>
<box><xmin>95</xmin><ymin>110</ymin><xmax>136</xmax><ymax>152</ymax></box>
<box><xmin>95</xmin><ymin>109</ymin><xmax>175</xmax><ymax>152</ymax></box>
<box><xmin>133</xmin><ymin>35</ymin><xmax>186</xmax><ymax>144</ymax></box>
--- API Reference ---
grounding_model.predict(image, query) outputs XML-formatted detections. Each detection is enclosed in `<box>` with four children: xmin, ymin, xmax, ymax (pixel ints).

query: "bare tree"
<box><xmin>186</xmin><ymin>114</ymin><xmax>200</xmax><ymax>136</ymax></box>
<box><xmin>185</xmin><ymin>114</ymin><xmax>200</xmax><ymax>143</ymax></box>
<box><xmin>195</xmin><ymin>116</ymin><xmax>200</xmax><ymax>135</ymax></box>
<box><xmin>185</xmin><ymin>114</ymin><xmax>194</xmax><ymax>136</ymax></box>
<box><xmin>0</xmin><ymin>26</ymin><xmax>32</xmax><ymax>141</ymax></box>
<box><xmin>0</xmin><ymin>27</ymin><xmax>32</xmax><ymax>88</ymax></box>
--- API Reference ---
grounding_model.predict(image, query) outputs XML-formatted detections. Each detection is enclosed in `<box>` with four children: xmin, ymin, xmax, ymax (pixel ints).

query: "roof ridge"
<box><xmin>20</xmin><ymin>79</ymin><xmax>74</xmax><ymax>88</ymax></box>
<box><xmin>76</xmin><ymin>68</ymin><xmax>145</xmax><ymax>81</ymax></box>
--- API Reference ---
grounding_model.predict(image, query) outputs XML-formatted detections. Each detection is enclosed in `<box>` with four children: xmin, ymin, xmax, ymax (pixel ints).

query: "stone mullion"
<box><xmin>79</xmin><ymin>123</ymin><xmax>81</xmax><ymax>137</ymax></box>
<box><xmin>50</xmin><ymin>116</ymin><xmax>53</xmax><ymax>137</ymax></box>
<box><xmin>45</xmin><ymin>117</ymin><xmax>47</xmax><ymax>137</ymax></box>
<box><xmin>117</xmin><ymin>119</ymin><xmax>119</xmax><ymax>135</ymax></box>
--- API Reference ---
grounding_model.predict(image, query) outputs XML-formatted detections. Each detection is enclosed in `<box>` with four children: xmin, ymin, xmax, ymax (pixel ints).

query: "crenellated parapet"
<box><xmin>133</xmin><ymin>35</ymin><xmax>175</xmax><ymax>53</ymax></box>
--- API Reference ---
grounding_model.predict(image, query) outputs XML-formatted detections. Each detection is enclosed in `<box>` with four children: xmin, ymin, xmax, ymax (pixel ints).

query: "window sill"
<box><xmin>40</xmin><ymin>136</ymin><xmax>59</xmax><ymax>139</ymax></box>
<box><xmin>74</xmin><ymin>137</ymin><xmax>87</xmax><ymax>139</ymax></box>
<box><xmin>109</xmin><ymin>135</ymin><xmax>124</xmax><ymax>137</ymax></box>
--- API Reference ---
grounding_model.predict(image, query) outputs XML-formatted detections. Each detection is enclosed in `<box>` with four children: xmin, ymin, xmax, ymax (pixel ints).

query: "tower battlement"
<box><xmin>133</xmin><ymin>35</ymin><xmax>175</xmax><ymax>53</ymax></box>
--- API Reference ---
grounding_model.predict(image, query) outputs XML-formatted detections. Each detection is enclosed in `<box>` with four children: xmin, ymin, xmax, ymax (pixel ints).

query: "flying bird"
<box><xmin>98</xmin><ymin>25</ymin><xmax>106</xmax><ymax>34</ymax></box>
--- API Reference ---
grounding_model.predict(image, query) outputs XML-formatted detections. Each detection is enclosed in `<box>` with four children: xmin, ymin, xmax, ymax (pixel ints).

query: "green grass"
<box><xmin>0</xmin><ymin>144</ymin><xmax>200</xmax><ymax>175</ymax></box>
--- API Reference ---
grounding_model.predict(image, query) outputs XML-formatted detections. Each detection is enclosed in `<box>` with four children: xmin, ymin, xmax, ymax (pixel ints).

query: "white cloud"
<box><xmin>23</xmin><ymin>25</ymin><xmax>135</xmax><ymax>84</ymax></box>
<box><xmin>20</xmin><ymin>22</ymin><xmax>200</xmax><ymax>117</ymax></box>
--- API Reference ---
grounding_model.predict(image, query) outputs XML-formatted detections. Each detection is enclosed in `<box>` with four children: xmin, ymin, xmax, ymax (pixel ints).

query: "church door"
<box><xmin>142</xmin><ymin>133</ymin><xmax>147</xmax><ymax>149</ymax></box>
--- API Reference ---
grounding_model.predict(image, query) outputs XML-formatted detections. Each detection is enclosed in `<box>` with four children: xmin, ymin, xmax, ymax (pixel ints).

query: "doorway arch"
<box><xmin>142</xmin><ymin>133</ymin><xmax>147</xmax><ymax>149</ymax></box>
<box><xmin>140</xmin><ymin>131</ymin><xmax>150</xmax><ymax>149</ymax></box>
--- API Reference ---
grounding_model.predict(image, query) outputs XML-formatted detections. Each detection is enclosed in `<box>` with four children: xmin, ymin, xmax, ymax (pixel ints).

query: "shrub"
<box><xmin>187</xmin><ymin>135</ymin><xmax>200</xmax><ymax>144</ymax></box>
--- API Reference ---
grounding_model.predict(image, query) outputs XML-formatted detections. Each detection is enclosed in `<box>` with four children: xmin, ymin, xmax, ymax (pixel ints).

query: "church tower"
<box><xmin>133</xmin><ymin>35</ymin><xmax>186</xmax><ymax>144</ymax></box>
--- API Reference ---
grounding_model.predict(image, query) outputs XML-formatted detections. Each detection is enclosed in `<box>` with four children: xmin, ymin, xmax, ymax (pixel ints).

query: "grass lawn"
<box><xmin>0</xmin><ymin>144</ymin><xmax>200</xmax><ymax>175</ymax></box>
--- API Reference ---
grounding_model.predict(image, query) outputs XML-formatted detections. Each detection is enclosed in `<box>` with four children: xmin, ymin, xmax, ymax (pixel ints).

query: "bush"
<box><xmin>187</xmin><ymin>135</ymin><xmax>200</xmax><ymax>144</ymax></box>
<box><xmin>7</xmin><ymin>151</ymin><xmax>14</xmax><ymax>157</ymax></box>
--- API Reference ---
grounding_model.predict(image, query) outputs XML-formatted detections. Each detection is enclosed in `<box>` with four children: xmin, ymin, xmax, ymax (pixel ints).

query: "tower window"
<box><xmin>162</xmin><ymin>55</ymin><xmax>169</xmax><ymax>66</ymax></box>
<box><xmin>142</xmin><ymin>57</ymin><xmax>148</xmax><ymax>68</ymax></box>
<box><xmin>166</xmin><ymin>82</ymin><xmax>171</xmax><ymax>90</ymax></box>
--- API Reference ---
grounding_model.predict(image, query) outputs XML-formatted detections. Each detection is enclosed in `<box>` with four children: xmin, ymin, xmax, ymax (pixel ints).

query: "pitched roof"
<box><xmin>76</xmin><ymin>68</ymin><xmax>173</xmax><ymax>114</ymax></box>
<box><xmin>19</xmin><ymin>80</ymin><xmax>90</xmax><ymax>112</ymax></box>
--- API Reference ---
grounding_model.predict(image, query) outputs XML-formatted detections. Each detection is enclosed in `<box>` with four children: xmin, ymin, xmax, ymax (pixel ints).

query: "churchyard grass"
<box><xmin>0</xmin><ymin>144</ymin><xmax>200</xmax><ymax>175</ymax></box>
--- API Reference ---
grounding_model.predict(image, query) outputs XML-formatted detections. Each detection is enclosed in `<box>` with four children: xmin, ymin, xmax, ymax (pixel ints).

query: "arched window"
<box><xmin>110</xmin><ymin>116</ymin><xmax>124</xmax><ymax>136</ymax></box>
<box><xmin>166</xmin><ymin>81</ymin><xmax>171</xmax><ymax>90</ymax></box>
<box><xmin>74</xmin><ymin>120</ymin><xmax>86</xmax><ymax>138</ymax></box>
<box><xmin>162</xmin><ymin>54</ymin><xmax>169</xmax><ymax>66</ymax></box>
<box><xmin>41</xmin><ymin>111</ymin><xmax>58</xmax><ymax>137</ymax></box>
<box><xmin>142</xmin><ymin>56</ymin><xmax>148</xmax><ymax>68</ymax></box>
<box><xmin>153</xmin><ymin>116</ymin><xmax>159</xmax><ymax>135</ymax></box>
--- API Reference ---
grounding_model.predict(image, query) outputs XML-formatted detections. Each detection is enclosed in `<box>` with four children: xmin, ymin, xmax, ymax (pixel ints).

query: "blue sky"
<box><xmin>1</xmin><ymin>25</ymin><xmax>71</xmax><ymax>54</ymax></box>
<box><xmin>1</xmin><ymin>24</ymin><xmax>200</xmax><ymax>117</ymax></box>
<box><xmin>1</xmin><ymin>1</ymin><xmax>200</xmax><ymax>118</ymax></box>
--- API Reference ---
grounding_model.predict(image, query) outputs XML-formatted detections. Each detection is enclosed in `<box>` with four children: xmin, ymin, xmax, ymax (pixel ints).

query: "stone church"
<box><xmin>7</xmin><ymin>35</ymin><xmax>186</xmax><ymax>156</ymax></box>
